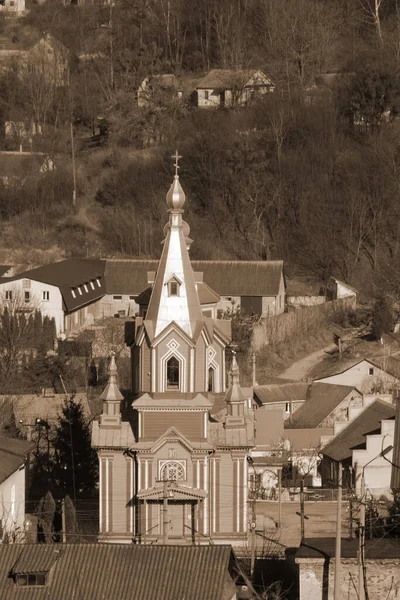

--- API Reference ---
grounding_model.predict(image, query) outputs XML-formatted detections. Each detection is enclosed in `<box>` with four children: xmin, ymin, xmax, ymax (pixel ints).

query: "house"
<box><xmin>195</xmin><ymin>69</ymin><xmax>275</xmax><ymax>108</ymax></box>
<box><xmin>0</xmin><ymin>151</ymin><xmax>54</xmax><ymax>188</ymax></box>
<box><xmin>296</xmin><ymin>537</ymin><xmax>400</xmax><ymax>600</ymax></box>
<box><xmin>0</xmin><ymin>544</ymin><xmax>248</xmax><ymax>599</ymax></box>
<box><xmin>320</xmin><ymin>398</ymin><xmax>396</xmax><ymax>497</ymax></box>
<box><xmin>92</xmin><ymin>170</ymin><xmax>255</xmax><ymax>545</ymax></box>
<box><xmin>253</xmin><ymin>382</ymin><xmax>309</xmax><ymax>422</ymax></box>
<box><xmin>2</xmin><ymin>391</ymin><xmax>91</xmax><ymax>436</ymax></box>
<box><xmin>0</xmin><ymin>0</ymin><xmax>25</xmax><ymax>15</ymax></box>
<box><xmin>315</xmin><ymin>358</ymin><xmax>400</xmax><ymax>393</ymax></box>
<box><xmin>0</xmin><ymin>258</ymin><xmax>106</xmax><ymax>337</ymax></box>
<box><xmin>138</xmin><ymin>74</ymin><xmax>182</xmax><ymax>107</ymax></box>
<box><xmin>0</xmin><ymin>435</ymin><xmax>34</xmax><ymax>542</ymax></box>
<box><xmin>102</xmin><ymin>258</ymin><xmax>285</xmax><ymax>318</ymax></box>
<box><xmin>326</xmin><ymin>277</ymin><xmax>357</xmax><ymax>304</ymax></box>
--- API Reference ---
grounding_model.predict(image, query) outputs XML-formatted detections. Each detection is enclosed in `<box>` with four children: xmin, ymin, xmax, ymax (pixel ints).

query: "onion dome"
<box><xmin>166</xmin><ymin>175</ymin><xmax>186</xmax><ymax>210</ymax></box>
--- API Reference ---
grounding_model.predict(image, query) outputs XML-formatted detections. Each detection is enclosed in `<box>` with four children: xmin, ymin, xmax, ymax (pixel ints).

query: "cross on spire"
<box><xmin>171</xmin><ymin>149</ymin><xmax>182</xmax><ymax>177</ymax></box>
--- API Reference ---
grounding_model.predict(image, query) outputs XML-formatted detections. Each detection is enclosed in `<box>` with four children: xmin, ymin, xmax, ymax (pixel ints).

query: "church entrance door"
<box><xmin>168</xmin><ymin>501</ymin><xmax>185</xmax><ymax>538</ymax></box>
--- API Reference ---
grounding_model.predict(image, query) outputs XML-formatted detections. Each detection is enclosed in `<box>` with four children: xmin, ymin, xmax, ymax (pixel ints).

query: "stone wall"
<box><xmin>298</xmin><ymin>558</ymin><xmax>400</xmax><ymax>599</ymax></box>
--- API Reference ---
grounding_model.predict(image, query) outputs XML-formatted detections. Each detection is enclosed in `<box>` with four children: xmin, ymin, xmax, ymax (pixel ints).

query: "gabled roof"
<box><xmin>0</xmin><ymin>544</ymin><xmax>239</xmax><ymax>600</ymax></box>
<box><xmin>2</xmin><ymin>258</ymin><xmax>106</xmax><ymax>312</ymax></box>
<box><xmin>285</xmin><ymin>383</ymin><xmax>358</xmax><ymax>428</ymax></box>
<box><xmin>283</xmin><ymin>427</ymin><xmax>334</xmax><ymax>451</ymax></box>
<box><xmin>322</xmin><ymin>399</ymin><xmax>396</xmax><ymax>462</ymax></box>
<box><xmin>104</xmin><ymin>259</ymin><xmax>284</xmax><ymax>297</ymax></box>
<box><xmin>0</xmin><ymin>435</ymin><xmax>35</xmax><ymax>485</ymax></box>
<box><xmin>196</xmin><ymin>69</ymin><xmax>273</xmax><ymax>90</ymax></box>
<box><xmin>1</xmin><ymin>392</ymin><xmax>90</xmax><ymax>427</ymax></box>
<box><xmin>254</xmin><ymin>383</ymin><xmax>309</xmax><ymax>405</ymax></box>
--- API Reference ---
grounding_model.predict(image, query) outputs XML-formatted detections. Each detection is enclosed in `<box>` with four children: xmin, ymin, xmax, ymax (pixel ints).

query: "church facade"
<box><xmin>92</xmin><ymin>167</ymin><xmax>255</xmax><ymax>545</ymax></box>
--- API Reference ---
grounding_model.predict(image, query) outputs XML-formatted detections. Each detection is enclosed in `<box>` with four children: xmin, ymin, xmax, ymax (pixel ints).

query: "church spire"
<box><xmin>145</xmin><ymin>152</ymin><xmax>203</xmax><ymax>340</ymax></box>
<box><xmin>225</xmin><ymin>350</ymin><xmax>246</xmax><ymax>420</ymax></box>
<box><xmin>100</xmin><ymin>352</ymin><xmax>123</xmax><ymax>427</ymax></box>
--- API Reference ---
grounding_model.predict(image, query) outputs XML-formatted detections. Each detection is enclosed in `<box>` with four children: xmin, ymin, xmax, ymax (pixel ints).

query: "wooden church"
<box><xmin>91</xmin><ymin>163</ymin><xmax>255</xmax><ymax>544</ymax></box>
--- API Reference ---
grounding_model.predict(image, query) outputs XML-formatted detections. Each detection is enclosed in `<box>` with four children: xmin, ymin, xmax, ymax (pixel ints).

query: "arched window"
<box><xmin>161</xmin><ymin>461</ymin><xmax>185</xmax><ymax>481</ymax></box>
<box><xmin>208</xmin><ymin>366</ymin><xmax>215</xmax><ymax>392</ymax></box>
<box><xmin>167</xmin><ymin>356</ymin><xmax>180</xmax><ymax>390</ymax></box>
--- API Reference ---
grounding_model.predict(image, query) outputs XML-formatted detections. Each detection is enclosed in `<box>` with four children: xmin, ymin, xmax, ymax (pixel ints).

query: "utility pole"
<box><xmin>358</xmin><ymin>475</ymin><xmax>366</xmax><ymax>600</ymax></box>
<box><xmin>162</xmin><ymin>479</ymin><xmax>169</xmax><ymax>544</ymax></box>
<box><xmin>278</xmin><ymin>468</ymin><xmax>282</xmax><ymax>529</ymax></box>
<box><xmin>300</xmin><ymin>479</ymin><xmax>305</xmax><ymax>541</ymax></box>
<box><xmin>252</xmin><ymin>352</ymin><xmax>257</xmax><ymax>387</ymax></box>
<box><xmin>334</xmin><ymin>462</ymin><xmax>342</xmax><ymax>600</ymax></box>
<box><xmin>61</xmin><ymin>498</ymin><xmax>66</xmax><ymax>544</ymax></box>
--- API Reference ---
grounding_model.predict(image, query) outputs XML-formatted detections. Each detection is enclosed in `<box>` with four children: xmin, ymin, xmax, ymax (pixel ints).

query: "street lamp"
<box><xmin>358</xmin><ymin>445</ymin><xmax>393</xmax><ymax>600</ymax></box>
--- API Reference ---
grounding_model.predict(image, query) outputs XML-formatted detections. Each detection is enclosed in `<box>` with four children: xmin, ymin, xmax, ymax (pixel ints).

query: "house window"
<box><xmin>168</xmin><ymin>277</ymin><xmax>181</xmax><ymax>297</ymax></box>
<box><xmin>203</xmin><ymin>309</ymin><xmax>212</xmax><ymax>318</ymax></box>
<box><xmin>84</xmin><ymin>284</ymin><xmax>88</xmax><ymax>293</ymax></box>
<box><xmin>96</xmin><ymin>278</ymin><xmax>101</xmax><ymax>287</ymax></box>
<box><xmin>15</xmin><ymin>573</ymin><xmax>46</xmax><ymax>587</ymax></box>
<box><xmin>77</xmin><ymin>287</ymin><xmax>82</xmax><ymax>295</ymax></box>
<box><xmin>285</xmin><ymin>402</ymin><xmax>291</xmax><ymax>414</ymax></box>
<box><xmin>208</xmin><ymin>366</ymin><xmax>215</xmax><ymax>392</ymax></box>
<box><xmin>24</xmin><ymin>291</ymin><xmax>30</xmax><ymax>303</ymax></box>
<box><xmin>129</xmin><ymin>296</ymin><xmax>135</xmax><ymax>300</ymax></box>
<box><xmin>113</xmin><ymin>295</ymin><xmax>123</xmax><ymax>301</ymax></box>
<box><xmin>167</xmin><ymin>356</ymin><xmax>180</xmax><ymax>390</ymax></box>
<box><xmin>71</xmin><ymin>289</ymin><xmax>76</xmax><ymax>298</ymax></box>
<box><xmin>369</xmin><ymin>367</ymin><xmax>374</xmax><ymax>375</ymax></box>
<box><xmin>42</xmin><ymin>291</ymin><xmax>50</xmax><ymax>301</ymax></box>
<box><xmin>160</xmin><ymin>461</ymin><xmax>185</xmax><ymax>481</ymax></box>
<box><xmin>5</xmin><ymin>290</ymin><xmax>12</xmax><ymax>300</ymax></box>
<box><xmin>204</xmin><ymin>90</ymin><xmax>209</xmax><ymax>100</ymax></box>
<box><xmin>90</xmin><ymin>281</ymin><xmax>95</xmax><ymax>290</ymax></box>
<box><xmin>23</xmin><ymin>280</ymin><xmax>31</xmax><ymax>289</ymax></box>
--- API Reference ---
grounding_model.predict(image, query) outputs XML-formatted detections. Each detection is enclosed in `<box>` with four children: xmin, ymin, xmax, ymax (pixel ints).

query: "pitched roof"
<box><xmin>104</xmin><ymin>259</ymin><xmax>284</xmax><ymax>297</ymax></box>
<box><xmin>254</xmin><ymin>383</ymin><xmax>309</xmax><ymax>405</ymax></box>
<box><xmin>391</xmin><ymin>398</ymin><xmax>400</xmax><ymax>491</ymax></box>
<box><xmin>283</xmin><ymin>427</ymin><xmax>334</xmax><ymax>451</ymax></box>
<box><xmin>322</xmin><ymin>399</ymin><xmax>396</xmax><ymax>462</ymax></box>
<box><xmin>285</xmin><ymin>383</ymin><xmax>357</xmax><ymax>428</ymax></box>
<box><xmin>297</xmin><ymin>537</ymin><xmax>400</xmax><ymax>560</ymax></box>
<box><xmin>0</xmin><ymin>151</ymin><xmax>51</xmax><ymax>177</ymax></box>
<box><xmin>196</xmin><ymin>69</ymin><xmax>273</xmax><ymax>89</ymax></box>
<box><xmin>1</xmin><ymin>392</ymin><xmax>90</xmax><ymax>428</ymax></box>
<box><xmin>3</xmin><ymin>258</ymin><xmax>106</xmax><ymax>312</ymax></box>
<box><xmin>0</xmin><ymin>544</ymin><xmax>239</xmax><ymax>600</ymax></box>
<box><xmin>0</xmin><ymin>435</ymin><xmax>35</xmax><ymax>485</ymax></box>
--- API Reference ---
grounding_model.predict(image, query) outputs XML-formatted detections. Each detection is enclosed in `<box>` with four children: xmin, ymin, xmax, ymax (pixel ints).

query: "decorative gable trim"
<box><xmin>153</xmin><ymin>321</ymin><xmax>195</xmax><ymax>349</ymax></box>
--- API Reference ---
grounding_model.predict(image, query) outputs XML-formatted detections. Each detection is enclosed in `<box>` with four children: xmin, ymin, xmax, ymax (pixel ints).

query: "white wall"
<box><xmin>315</xmin><ymin>360</ymin><xmax>399</xmax><ymax>393</ymax></box>
<box><xmin>0</xmin><ymin>278</ymin><xmax>64</xmax><ymax>336</ymax></box>
<box><xmin>0</xmin><ymin>466</ymin><xmax>26</xmax><ymax>539</ymax></box>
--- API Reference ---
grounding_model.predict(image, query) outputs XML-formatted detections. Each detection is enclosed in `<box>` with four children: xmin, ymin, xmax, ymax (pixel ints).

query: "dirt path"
<box><xmin>279</xmin><ymin>344</ymin><xmax>336</xmax><ymax>381</ymax></box>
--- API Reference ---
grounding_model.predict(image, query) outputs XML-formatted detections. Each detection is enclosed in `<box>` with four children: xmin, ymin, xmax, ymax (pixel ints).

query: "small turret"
<box><xmin>224</xmin><ymin>351</ymin><xmax>246</xmax><ymax>428</ymax></box>
<box><xmin>100</xmin><ymin>352</ymin><xmax>123</xmax><ymax>427</ymax></box>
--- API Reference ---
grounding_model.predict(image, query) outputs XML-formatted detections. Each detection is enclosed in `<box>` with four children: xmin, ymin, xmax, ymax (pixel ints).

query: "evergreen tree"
<box><xmin>371</xmin><ymin>295</ymin><xmax>394</xmax><ymax>340</ymax></box>
<box><xmin>53</xmin><ymin>398</ymin><xmax>98</xmax><ymax>499</ymax></box>
<box><xmin>38</xmin><ymin>491</ymin><xmax>56</xmax><ymax>544</ymax></box>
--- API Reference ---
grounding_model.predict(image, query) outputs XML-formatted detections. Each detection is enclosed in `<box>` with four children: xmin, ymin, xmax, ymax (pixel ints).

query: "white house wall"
<box><xmin>315</xmin><ymin>360</ymin><xmax>399</xmax><ymax>393</ymax></box>
<box><xmin>0</xmin><ymin>279</ymin><xmax>64</xmax><ymax>336</ymax></box>
<box><xmin>0</xmin><ymin>466</ymin><xmax>25</xmax><ymax>537</ymax></box>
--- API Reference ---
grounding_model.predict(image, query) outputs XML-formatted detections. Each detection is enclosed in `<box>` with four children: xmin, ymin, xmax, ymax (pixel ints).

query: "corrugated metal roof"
<box><xmin>3</xmin><ymin>259</ymin><xmax>106</xmax><ymax>312</ymax></box>
<box><xmin>391</xmin><ymin>397</ymin><xmax>400</xmax><ymax>491</ymax></box>
<box><xmin>286</xmin><ymin>383</ymin><xmax>357</xmax><ymax>428</ymax></box>
<box><xmin>104</xmin><ymin>259</ymin><xmax>283</xmax><ymax>297</ymax></box>
<box><xmin>322</xmin><ymin>400</ymin><xmax>396</xmax><ymax>462</ymax></box>
<box><xmin>254</xmin><ymin>383</ymin><xmax>309</xmax><ymax>405</ymax></box>
<box><xmin>283</xmin><ymin>428</ymin><xmax>334</xmax><ymax>451</ymax></box>
<box><xmin>196</xmin><ymin>68</ymin><xmax>273</xmax><ymax>90</ymax></box>
<box><xmin>0</xmin><ymin>544</ymin><xmax>238</xmax><ymax>600</ymax></box>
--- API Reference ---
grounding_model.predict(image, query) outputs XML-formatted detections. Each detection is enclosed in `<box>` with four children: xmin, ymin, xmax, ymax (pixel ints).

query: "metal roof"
<box><xmin>0</xmin><ymin>544</ymin><xmax>238</xmax><ymax>600</ymax></box>
<box><xmin>254</xmin><ymin>383</ymin><xmax>309</xmax><ymax>405</ymax></box>
<box><xmin>285</xmin><ymin>383</ymin><xmax>357</xmax><ymax>428</ymax></box>
<box><xmin>196</xmin><ymin>69</ymin><xmax>273</xmax><ymax>90</ymax></box>
<box><xmin>3</xmin><ymin>258</ymin><xmax>106</xmax><ymax>312</ymax></box>
<box><xmin>104</xmin><ymin>259</ymin><xmax>283</xmax><ymax>297</ymax></box>
<box><xmin>322</xmin><ymin>400</ymin><xmax>396</xmax><ymax>462</ymax></box>
<box><xmin>0</xmin><ymin>435</ymin><xmax>34</xmax><ymax>485</ymax></box>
